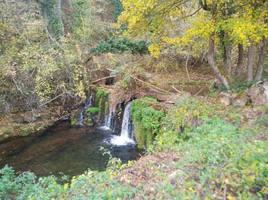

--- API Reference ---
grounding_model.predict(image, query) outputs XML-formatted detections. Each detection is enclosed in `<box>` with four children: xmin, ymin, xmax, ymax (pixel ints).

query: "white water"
<box><xmin>110</xmin><ymin>102</ymin><xmax>135</xmax><ymax>146</ymax></box>
<box><xmin>77</xmin><ymin>95</ymin><xmax>93</xmax><ymax>126</ymax></box>
<box><xmin>99</xmin><ymin>108</ymin><xmax>114</xmax><ymax>131</ymax></box>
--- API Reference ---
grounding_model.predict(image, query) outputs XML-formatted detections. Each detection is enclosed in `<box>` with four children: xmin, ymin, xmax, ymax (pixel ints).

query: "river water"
<box><xmin>0</xmin><ymin>122</ymin><xmax>139</xmax><ymax>177</ymax></box>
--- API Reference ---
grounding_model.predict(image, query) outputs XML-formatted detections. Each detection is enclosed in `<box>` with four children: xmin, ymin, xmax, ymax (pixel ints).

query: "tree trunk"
<box><xmin>235</xmin><ymin>44</ymin><xmax>244</xmax><ymax>76</ymax></box>
<box><xmin>255</xmin><ymin>38</ymin><xmax>267</xmax><ymax>81</ymax></box>
<box><xmin>61</xmin><ymin>0</ymin><xmax>72</xmax><ymax>33</ymax></box>
<box><xmin>222</xmin><ymin>32</ymin><xmax>232</xmax><ymax>75</ymax></box>
<box><xmin>56</xmin><ymin>0</ymin><xmax>64</xmax><ymax>36</ymax></box>
<box><xmin>247</xmin><ymin>43</ymin><xmax>256</xmax><ymax>82</ymax></box>
<box><xmin>208</xmin><ymin>36</ymin><xmax>230</xmax><ymax>90</ymax></box>
<box><xmin>224</xmin><ymin>41</ymin><xmax>232</xmax><ymax>75</ymax></box>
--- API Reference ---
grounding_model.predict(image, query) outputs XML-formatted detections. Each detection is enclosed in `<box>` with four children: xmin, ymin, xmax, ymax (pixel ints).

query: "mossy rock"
<box><xmin>95</xmin><ymin>88</ymin><xmax>109</xmax><ymax>123</ymax></box>
<box><xmin>131</xmin><ymin>97</ymin><xmax>165</xmax><ymax>149</ymax></box>
<box><xmin>86</xmin><ymin>107</ymin><xmax>99</xmax><ymax>115</ymax></box>
<box><xmin>84</xmin><ymin>117</ymin><xmax>94</xmax><ymax>126</ymax></box>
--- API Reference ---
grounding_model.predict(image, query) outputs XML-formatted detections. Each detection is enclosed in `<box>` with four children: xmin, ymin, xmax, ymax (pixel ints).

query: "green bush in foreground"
<box><xmin>155</xmin><ymin>118</ymin><xmax>268</xmax><ymax>199</ymax></box>
<box><xmin>0</xmin><ymin>165</ymin><xmax>136</xmax><ymax>200</ymax></box>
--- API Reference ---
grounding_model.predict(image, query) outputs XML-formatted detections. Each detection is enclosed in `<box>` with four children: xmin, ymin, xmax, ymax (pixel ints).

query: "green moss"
<box><xmin>131</xmin><ymin>97</ymin><xmax>165</xmax><ymax>149</ymax></box>
<box><xmin>19</xmin><ymin>127</ymin><xmax>31</xmax><ymax>136</ymax></box>
<box><xmin>86</xmin><ymin>107</ymin><xmax>99</xmax><ymax>115</ymax></box>
<box><xmin>0</xmin><ymin>127</ymin><xmax>13</xmax><ymax>136</ymax></box>
<box><xmin>96</xmin><ymin>88</ymin><xmax>109</xmax><ymax>101</ymax></box>
<box><xmin>70</xmin><ymin>118</ymin><xmax>77</xmax><ymax>127</ymax></box>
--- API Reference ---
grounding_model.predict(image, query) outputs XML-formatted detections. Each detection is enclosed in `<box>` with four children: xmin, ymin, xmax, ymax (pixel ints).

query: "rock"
<box><xmin>12</xmin><ymin>115</ymin><xmax>25</xmax><ymax>123</ymax></box>
<box><xmin>232</xmin><ymin>93</ymin><xmax>248</xmax><ymax>107</ymax></box>
<box><xmin>168</xmin><ymin>169</ymin><xmax>185</xmax><ymax>186</ymax></box>
<box><xmin>247</xmin><ymin>82</ymin><xmax>268</xmax><ymax>106</ymax></box>
<box><xmin>22</xmin><ymin>111</ymin><xmax>39</xmax><ymax>123</ymax></box>
<box><xmin>219</xmin><ymin>92</ymin><xmax>232</xmax><ymax>106</ymax></box>
<box><xmin>233</xmin><ymin>98</ymin><xmax>247</xmax><ymax>107</ymax></box>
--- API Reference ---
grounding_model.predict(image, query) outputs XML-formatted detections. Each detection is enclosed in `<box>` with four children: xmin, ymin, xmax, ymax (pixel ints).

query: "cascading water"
<box><xmin>77</xmin><ymin>95</ymin><xmax>93</xmax><ymax>126</ymax></box>
<box><xmin>99</xmin><ymin>107</ymin><xmax>114</xmax><ymax>130</ymax></box>
<box><xmin>110</xmin><ymin>102</ymin><xmax>135</xmax><ymax>146</ymax></box>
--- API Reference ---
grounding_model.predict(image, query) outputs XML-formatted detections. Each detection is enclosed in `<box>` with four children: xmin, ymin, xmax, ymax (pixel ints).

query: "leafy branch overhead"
<box><xmin>118</xmin><ymin>0</ymin><xmax>268</xmax><ymax>89</ymax></box>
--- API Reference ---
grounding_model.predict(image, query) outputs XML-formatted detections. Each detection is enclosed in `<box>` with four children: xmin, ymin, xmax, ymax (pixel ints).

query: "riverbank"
<box><xmin>0</xmin><ymin>95</ymin><xmax>267</xmax><ymax>199</ymax></box>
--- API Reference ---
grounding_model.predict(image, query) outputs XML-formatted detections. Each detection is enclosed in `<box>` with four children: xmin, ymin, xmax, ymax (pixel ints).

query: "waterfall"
<box><xmin>77</xmin><ymin>95</ymin><xmax>93</xmax><ymax>126</ymax></box>
<box><xmin>99</xmin><ymin>107</ymin><xmax>114</xmax><ymax>130</ymax></box>
<box><xmin>105</xmin><ymin>108</ymin><xmax>113</xmax><ymax>128</ymax></box>
<box><xmin>110</xmin><ymin>102</ymin><xmax>135</xmax><ymax>146</ymax></box>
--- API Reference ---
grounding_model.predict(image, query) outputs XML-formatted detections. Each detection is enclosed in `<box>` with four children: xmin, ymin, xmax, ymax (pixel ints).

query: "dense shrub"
<box><xmin>155</xmin><ymin>118</ymin><xmax>268</xmax><ymax>199</ymax></box>
<box><xmin>0</xmin><ymin>165</ymin><xmax>136</xmax><ymax>200</ymax></box>
<box><xmin>91</xmin><ymin>38</ymin><xmax>149</xmax><ymax>55</ymax></box>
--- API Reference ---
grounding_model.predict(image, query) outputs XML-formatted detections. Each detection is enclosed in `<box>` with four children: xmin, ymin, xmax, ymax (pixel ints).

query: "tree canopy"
<box><xmin>118</xmin><ymin>0</ymin><xmax>268</xmax><ymax>89</ymax></box>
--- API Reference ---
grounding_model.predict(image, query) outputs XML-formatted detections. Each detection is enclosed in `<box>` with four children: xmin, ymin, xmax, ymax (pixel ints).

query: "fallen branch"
<box><xmin>91</xmin><ymin>76</ymin><xmax>116</xmax><ymax>84</ymax></box>
<box><xmin>171</xmin><ymin>86</ymin><xmax>182</xmax><ymax>94</ymax></box>
<box><xmin>39</xmin><ymin>93</ymin><xmax>65</xmax><ymax>107</ymax></box>
<box><xmin>131</xmin><ymin>76</ymin><xmax>171</xmax><ymax>94</ymax></box>
<box><xmin>194</xmin><ymin>88</ymin><xmax>205</xmax><ymax>96</ymax></box>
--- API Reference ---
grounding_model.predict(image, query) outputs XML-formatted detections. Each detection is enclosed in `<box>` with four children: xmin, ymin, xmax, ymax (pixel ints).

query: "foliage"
<box><xmin>39</xmin><ymin>0</ymin><xmax>64</xmax><ymax>40</ymax></box>
<box><xmin>118</xmin><ymin>0</ymin><xmax>268</xmax><ymax>52</ymax></box>
<box><xmin>154</xmin><ymin>118</ymin><xmax>268</xmax><ymax>199</ymax></box>
<box><xmin>118</xmin><ymin>0</ymin><xmax>268</xmax><ymax>86</ymax></box>
<box><xmin>0</xmin><ymin>1</ymin><xmax>92</xmax><ymax>114</ymax></box>
<box><xmin>131</xmin><ymin>97</ymin><xmax>165</xmax><ymax>149</ymax></box>
<box><xmin>112</xmin><ymin>0</ymin><xmax>123</xmax><ymax>21</ymax></box>
<box><xmin>86</xmin><ymin>107</ymin><xmax>100</xmax><ymax>115</ymax></box>
<box><xmin>91</xmin><ymin>37</ymin><xmax>148</xmax><ymax>55</ymax></box>
<box><xmin>0</xmin><ymin>164</ymin><xmax>136</xmax><ymax>200</ymax></box>
<box><xmin>70</xmin><ymin>0</ymin><xmax>93</xmax><ymax>42</ymax></box>
<box><xmin>163</xmin><ymin>95</ymin><xmax>214</xmax><ymax>132</ymax></box>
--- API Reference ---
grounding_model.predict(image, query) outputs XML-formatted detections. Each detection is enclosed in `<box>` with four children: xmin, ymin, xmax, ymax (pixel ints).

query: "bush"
<box><xmin>162</xmin><ymin>96</ymin><xmax>214</xmax><ymax>133</ymax></box>
<box><xmin>86</xmin><ymin>107</ymin><xmax>100</xmax><ymax>115</ymax></box>
<box><xmin>0</xmin><ymin>164</ymin><xmax>136</xmax><ymax>200</ymax></box>
<box><xmin>91</xmin><ymin>38</ymin><xmax>149</xmax><ymax>55</ymax></box>
<box><xmin>155</xmin><ymin>118</ymin><xmax>268</xmax><ymax>199</ymax></box>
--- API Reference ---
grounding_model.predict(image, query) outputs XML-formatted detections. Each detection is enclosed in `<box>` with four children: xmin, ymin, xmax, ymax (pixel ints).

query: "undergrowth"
<box><xmin>154</xmin><ymin>118</ymin><xmax>268</xmax><ymax>199</ymax></box>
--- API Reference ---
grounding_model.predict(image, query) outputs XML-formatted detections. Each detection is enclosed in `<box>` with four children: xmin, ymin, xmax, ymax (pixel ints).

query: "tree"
<box><xmin>118</xmin><ymin>0</ymin><xmax>268</xmax><ymax>89</ymax></box>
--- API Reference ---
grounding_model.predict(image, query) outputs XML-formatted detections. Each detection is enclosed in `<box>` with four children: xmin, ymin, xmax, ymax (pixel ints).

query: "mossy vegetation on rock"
<box><xmin>95</xmin><ymin>88</ymin><xmax>110</xmax><ymax>123</ymax></box>
<box><xmin>131</xmin><ymin>97</ymin><xmax>165</xmax><ymax>149</ymax></box>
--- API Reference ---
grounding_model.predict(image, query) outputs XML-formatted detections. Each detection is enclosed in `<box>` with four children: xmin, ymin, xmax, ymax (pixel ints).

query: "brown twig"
<box><xmin>91</xmin><ymin>76</ymin><xmax>116</xmax><ymax>84</ymax></box>
<box><xmin>131</xmin><ymin>76</ymin><xmax>171</xmax><ymax>94</ymax></box>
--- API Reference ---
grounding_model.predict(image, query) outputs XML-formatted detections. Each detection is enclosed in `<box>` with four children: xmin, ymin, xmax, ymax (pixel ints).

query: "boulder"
<box><xmin>247</xmin><ymin>82</ymin><xmax>268</xmax><ymax>106</ymax></box>
<box><xmin>232</xmin><ymin>93</ymin><xmax>248</xmax><ymax>107</ymax></box>
<box><xmin>22</xmin><ymin>110</ymin><xmax>40</xmax><ymax>123</ymax></box>
<box><xmin>219</xmin><ymin>92</ymin><xmax>232</xmax><ymax>106</ymax></box>
<box><xmin>168</xmin><ymin>169</ymin><xmax>185</xmax><ymax>186</ymax></box>
<box><xmin>233</xmin><ymin>98</ymin><xmax>247</xmax><ymax>107</ymax></box>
